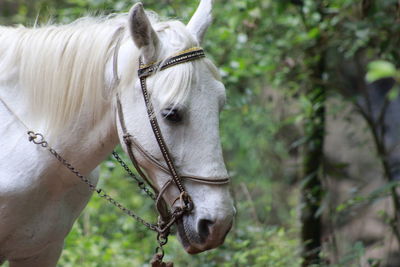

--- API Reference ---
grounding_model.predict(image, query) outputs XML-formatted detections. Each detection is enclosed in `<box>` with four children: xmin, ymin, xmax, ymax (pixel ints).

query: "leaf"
<box><xmin>388</xmin><ymin>87</ymin><xmax>399</xmax><ymax>101</ymax></box>
<box><xmin>307</xmin><ymin>27</ymin><xmax>320</xmax><ymax>39</ymax></box>
<box><xmin>366</xmin><ymin>60</ymin><xmax>397</xmax><ymax>83</ymax></box>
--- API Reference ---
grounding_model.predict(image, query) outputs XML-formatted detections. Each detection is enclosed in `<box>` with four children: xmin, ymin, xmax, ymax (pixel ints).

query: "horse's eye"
<box><xmin>161</xmin><ymin>108</ymin><xmax>183</xmax><ymax>123</ymax></box>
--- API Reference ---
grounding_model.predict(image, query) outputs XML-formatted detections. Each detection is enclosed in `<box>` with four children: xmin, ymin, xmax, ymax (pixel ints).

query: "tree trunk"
<box><xmin>300</xmin><ymin>3</ymin><xmax>327</xmax><ymax>265</ymax></box>
<box><xmin>300</xmin><ymin>65</ymin><xmax>325</xmax><ymax>266</ymax></box>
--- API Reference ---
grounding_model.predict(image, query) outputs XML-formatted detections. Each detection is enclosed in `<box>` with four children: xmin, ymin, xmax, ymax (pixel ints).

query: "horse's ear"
<box><xmin>187</xmin><ymin>0</ymin><xmax>214</xmax><ymax>44</ymax></box>
<box><xmin>128</xmin><ymin>2</ymin><xmax>159</xmax><ymax>64</ymax></box>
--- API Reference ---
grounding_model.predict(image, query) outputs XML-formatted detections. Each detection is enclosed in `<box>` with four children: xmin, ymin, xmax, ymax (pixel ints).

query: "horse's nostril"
<box><xmin>197</xmin><ymin>219</ymin><xmax>214</xmax><ymax>241</ymax></box>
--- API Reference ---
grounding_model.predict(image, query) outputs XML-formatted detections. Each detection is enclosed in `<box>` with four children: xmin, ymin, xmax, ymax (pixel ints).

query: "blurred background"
<box><xmin>2</xmin><ymin>0</ymin><xmax>400</xmax><ymax>266</ymax></box>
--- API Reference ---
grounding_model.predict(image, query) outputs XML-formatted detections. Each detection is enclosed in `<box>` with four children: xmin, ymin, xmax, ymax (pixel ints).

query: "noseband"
<box><xmin>116</xmin><ymin>48</ymin><xmax>230</xmax><ymax>231</ymax></box>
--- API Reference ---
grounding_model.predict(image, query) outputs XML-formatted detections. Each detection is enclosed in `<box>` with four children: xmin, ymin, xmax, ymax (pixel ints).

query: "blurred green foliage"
<box><xmin>2</xmin><ymin>0</ymin><xmax>400</xmax><ymax>266</ymax></box>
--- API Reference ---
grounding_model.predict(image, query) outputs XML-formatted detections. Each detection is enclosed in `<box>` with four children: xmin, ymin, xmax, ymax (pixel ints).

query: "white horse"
<box><xmin>0</xmin><ymin>0</ymin><xmax>235</xmax><ymax>266</ymax></box>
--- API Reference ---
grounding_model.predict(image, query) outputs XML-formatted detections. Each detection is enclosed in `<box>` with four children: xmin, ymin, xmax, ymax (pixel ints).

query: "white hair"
<box><xmin>0</xmin><ymin>13</ymin><xmax>220</xmax><ymax>137</ymax></box>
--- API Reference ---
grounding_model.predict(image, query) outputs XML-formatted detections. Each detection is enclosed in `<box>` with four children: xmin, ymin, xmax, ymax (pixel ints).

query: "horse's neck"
<box><xmin>0</xmin><ymin>77</ymin><xmax>119</xmax><ymax>180</ymax></box>
<box><xmin>0</xmin><ymin>27</ymin><xmax>141</xmax><ymax>176</ymax></box>
<box><xmin>55</xmin><ymin>103</ymin><xmax>119</xmax><ymax>175</ymax></box>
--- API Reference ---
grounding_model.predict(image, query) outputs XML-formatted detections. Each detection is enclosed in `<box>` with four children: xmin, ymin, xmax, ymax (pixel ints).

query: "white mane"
<box><xmin>0</xmin><ymin>13</ymin><xmax>219</xmax><ymax>137</ymax></box>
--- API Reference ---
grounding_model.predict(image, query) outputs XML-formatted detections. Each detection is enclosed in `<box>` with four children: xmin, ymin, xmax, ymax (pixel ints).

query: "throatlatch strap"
<box><xmin>116</xmin><ymin>95</ymin><xmax>171</xmax><ymax>220</ymax></box>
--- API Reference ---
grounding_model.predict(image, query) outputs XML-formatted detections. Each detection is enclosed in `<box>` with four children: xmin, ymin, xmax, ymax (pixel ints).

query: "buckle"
<box><xmin>179</xmin><ymin>191</ymin><xmax>193</xmax><ymax>212</ymax></box>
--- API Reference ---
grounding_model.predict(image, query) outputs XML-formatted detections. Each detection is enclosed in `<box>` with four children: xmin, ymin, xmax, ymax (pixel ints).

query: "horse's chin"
<box><xmin>175</xmin><ymin>216</ymin><xmax>226</xmax><ymax>255</ymax></box>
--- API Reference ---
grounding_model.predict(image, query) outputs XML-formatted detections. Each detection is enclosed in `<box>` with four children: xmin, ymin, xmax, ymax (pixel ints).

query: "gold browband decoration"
<box><xmin>138</xmin><ymin>47</ymin><xmax>206</xmax><ymax>78</ymax></box>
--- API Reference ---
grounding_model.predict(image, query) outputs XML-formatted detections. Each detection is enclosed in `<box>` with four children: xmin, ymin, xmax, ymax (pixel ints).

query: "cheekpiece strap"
<box><xmin>138</xmin><ymin>47</ymin><xmax>205</xmax><ymax>78</ymax></box>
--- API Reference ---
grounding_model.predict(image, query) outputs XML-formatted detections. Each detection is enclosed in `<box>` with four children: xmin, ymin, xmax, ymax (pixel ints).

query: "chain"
<box><xmin>26</xmin><ymin>130</ymin><xmax>187</xmax><ymax>265</ymax></box>
<box><xmin>111</xmin><ymin>151</ymin><xmax>156</xmax><ymax>200</ymax></box>
<box><xmin>27</xmin><ymin>131</ymin><xmax>158</xmax><ymax>232</ymax></box>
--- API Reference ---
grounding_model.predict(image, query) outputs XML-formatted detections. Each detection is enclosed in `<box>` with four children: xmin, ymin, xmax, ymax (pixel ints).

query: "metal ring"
<box><xmin>27</xmin><ymin>131</ymin><xmax>48</xmax><ymax>147</ymax></box>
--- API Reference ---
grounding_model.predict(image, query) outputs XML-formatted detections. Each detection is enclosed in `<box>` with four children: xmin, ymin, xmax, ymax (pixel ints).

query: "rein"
<box><xmin>0</xmin><ymin>46</ymin><xmax>230</xmax><ymax>267</ymax></box>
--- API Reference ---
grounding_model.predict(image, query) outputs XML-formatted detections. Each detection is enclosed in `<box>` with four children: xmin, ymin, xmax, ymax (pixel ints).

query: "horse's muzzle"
<box><xmin>176</xmin><ymin>209</ymin><xmax>234</xmax><ymax>254</ymax></box>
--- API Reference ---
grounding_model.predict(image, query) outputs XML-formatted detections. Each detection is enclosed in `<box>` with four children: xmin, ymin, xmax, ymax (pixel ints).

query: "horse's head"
<box><xmin>115</xmin><ymin>1</ymin><xmax>235</xmax><ymax>254</ymax></box>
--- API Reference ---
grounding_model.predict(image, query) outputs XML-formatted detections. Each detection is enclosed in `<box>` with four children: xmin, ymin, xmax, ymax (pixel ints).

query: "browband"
<box><xmin>138</xmin><ymin>47</ymin><xmax>206</xmax><ymax>78</ymax></box>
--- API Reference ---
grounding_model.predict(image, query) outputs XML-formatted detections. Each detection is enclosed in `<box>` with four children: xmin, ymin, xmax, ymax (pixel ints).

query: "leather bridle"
<box><xmin>115</xmin><ymin>47</ymin><xmax>230</xmax><ymax>232</ymax></box>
